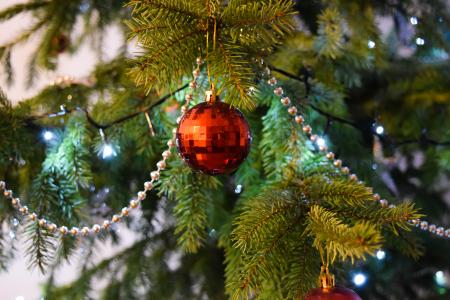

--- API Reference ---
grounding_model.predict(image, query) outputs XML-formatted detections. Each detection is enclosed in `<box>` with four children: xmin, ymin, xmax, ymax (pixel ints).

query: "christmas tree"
<box><xmin>0</xmin><ymin>0</ymin><xmax>449</xmax><ymax>299</ymax></box>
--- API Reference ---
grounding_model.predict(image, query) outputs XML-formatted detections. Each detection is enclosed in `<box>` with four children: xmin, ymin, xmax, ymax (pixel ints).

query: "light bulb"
<box><xmin>375</xmin><ymin>125</ymin><xmax>384</xmax><ymax>135</ymax></box>
<box><xmin>368</xmin><ymin>40</ymin><xmax>376</xmax><ymax>49</ymax></box>
<box><xmin>435</xmin><ymin>271</ymin><xmax>447</xmax><ymax>286</ymax></box>
<box><xmin>416</xmin><ymin>38</ymin><xmax>425</xmax><ymax>46</ymax></box>
<box><xmin>410</xmin><ymin>16</ymin><xmax>418</xmax><ymax>25</ymax></box>
<box><xmin>316</xmin><ymin>137</ymin><xmax>327</xmax><ymax>147</ymax></box>
<box><xmin>43</xmin><ymin>130</ymin><xmax>54</xmax><ymax>141</ymax></box>
<box><xmin>101</xmin><ymin>144</ymin><xmax>116</xmax><ymax>159</ymax></box>
<box><xmin>376</xmin><ymin>250</ymin><xmax>386</xmax><ymax>260</ymax></box>
<box><xmin>353</xmin><ymin>273</ymin><xmax>367</xmax><ymax>286</ymax></box>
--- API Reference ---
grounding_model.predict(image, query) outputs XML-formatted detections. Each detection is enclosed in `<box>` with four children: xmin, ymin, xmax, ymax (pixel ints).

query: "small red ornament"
<box><xmin>305</xmin><ymin>267</ymin><xmax>362</xmax><ymax>300</ymax></box>
<box><xmin>176</xmin><ymin>92</ymin><xmax>251</xmax><ymax>175</ymax></box>
<box><xmin>305</xmin><ymin>286</ymin><xmax>362</xmax><ymax>300</ymax></box>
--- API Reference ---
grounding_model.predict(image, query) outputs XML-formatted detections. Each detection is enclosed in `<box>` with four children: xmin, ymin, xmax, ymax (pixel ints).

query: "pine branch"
<box><xmin>210</xmin><ymin>42</ymin><xmax>255</xmax><ymax>109</ymax></box>
<box><xmin>314</xmin><ymin>7</ymin><xmax>344</xmax><ymax>59</ymax></box>
<box><xmin>306</xmin><ymin>205</ymin><xmax>383</xmax><ymax>263</ymax></box>
<box><xmin>0</xmin><ymin>1</ymin><xmax>49</xmax><ymax>21</ymax></box>
<box><xmin>25</xmin><ymin>221</ymin><xmax>57</xmax><ymax>274</ymax></box>
<box><xmin>158</xmin><ymin>159</ymin><xmax>221</xmax><ymax>253</ymax></box>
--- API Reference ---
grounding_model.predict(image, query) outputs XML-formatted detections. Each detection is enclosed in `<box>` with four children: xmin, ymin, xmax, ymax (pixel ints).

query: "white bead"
<box><xmin>302</xmin><ymin>125</ymin><xmax>312</xmax><ymax>134</ymax></box>
<box><xmin>70</xmin><ymin>227</ymin><xmax>79</xmax><ymax>236</ymax></box>
<box><xmin>0</xmin><ymin>181</ymin><xmax>5</xmax><ymax>189</ymax></box>
<box><xmin>436</xmin><ymin>227</ymin><xmax>444</xmax><ymax>236</ymax></box>
<box><xmin>192</xmin><ymin>68</ymin><xmax>200</xmax><ymax>78</ymax></box>
<box><xmin>176</xmin><ymin>116</ymin><xmax>182</xmax><ymax>124</ymax></box>
<box><xmin>38</xmin><ymin>219</ymin><xmax>47</xmax><ymax>227</ymax></box>
<box><xmin>288</xmin><ymin>106</ymin><xmax>297</xmax><ymax>116</ymax></box>
<box><xmin>144</xmin><ymin>181</ymin><xmax>153</xmax><ymax>191</ymax></box>
<box><xmin>121</xmin><ymin>207</ymin><xmax>129</xmax><ymax>216</ymax></box>
<box><xmin>373</xmin><ymin>193</ymin><xmax>381</xmax><ymax>201</ymax></box>
<box><xmin>420</xmin><ymin>221</ymin><xmax>428</xmax><ymax>230</ymax></box>
<box><xmin>81</xmin><ymin>227</ymin><xmax>90</xmax><ymax>236</ymax></box>
<box><xmin>428</xmin><ymin>224</ymin><xmax>437</xmax><ymax>233</ymax></box>
<box><xmin>341</xmin><ymin>167</ymin><xmax>350</xmax><ymax>174</ymax></box>
<box><xmin>157</xmin><ymin>160</ymin><xmax>166</xmax><ymax>170</ymax></box>
<box><xmin>274</xmin><ymin>87</ymin><xmax>283</xmax><ymax>96</ymax></box>
<box><xmin>130</xmin><ymin>200</ymin><xmax>139</xmax><ymax>209</ymax></box>
<box><xmin>167</xmin><ymin>140</ymin><xmax>175</xmax><ymax>148</ymax></box>
<box><xmin>29</xmin><ymin>213</ymin><xmax>37</xmax><ymax>221</ymax></box>
<box><xmin>20</xmin><ymin>206</ymin><xmax>29</xmax><ymax>214</ymax></box>
<box><xmin>319</xmin><ymin>145</ymin><xmax>328</xmax><ymax>152</ymax></box>
<box><xmin>151</xmin><ymin>171</ymin><xmax>160</xmax><ymax>180</ymax></box>
<box><xmin>185</xmin><ymin>94</ymin><xmax>193</xmax><ymax>101</ymax></box>
<box><xmin>3</xmin><ymin>190</ymin><xmax>12</xmax><ymax>197</ymax></box>
<box><xmin>138</xmin><ymin>191</ymin><xmax>146</xmax><ymax>200</ymax></box>
<box><xmin>47</xmin><ymin>223</ymin><xmax>57</xmax><ymax>233</ymax></box>
<box><xmin>60</xmin><ymin>226</ymin><xmax>68</xmax><ymax>235</ymax></box>
<box><xmin>326</xmin><ymin>152</ymin><xmax>335</xmax><ymax>160</ymax></box>
<box><xmin>102</xmin><ymin>220</ymin><xmax>110</xmax><ymax>229</ymax></box>
<box><xmin>189</xmin><ymin>81</ymin><xmax>197</xmax><ymax>89</ymax></box>
<box><xmin>172</xmin><ymin>128</ymin><xmax>177</xmax><ymax>135</ymax></box>
<box><xmin>349</xmin><ymin>174</ymin><xmax>358</xmax><ymax>181</ymax></box>
<box><xmin>281</xmin><ymin>97</ymin><xmax>290</xmax><ymax>106</ymax></box>
<box><xmin>162</xmin><ymin>150</ymin><xmax>171</xmax><ymax>159</ymax></box>
<box><xmin>93</xmin><ymin>224</ymin><xmax>101</xmax><ymax>233</ymax></box>
<box><xmin>112</xmin><ymin>215</ymin><xmax>120</xmax><ymax>223</ymax></box>
<box><xmin>379</xmin><ymin>199</ymin><xmax>388</xmax><ymax>208</ymax></box>
<box><xmin>267</xmin><ymin>77</ymin><xmax>277</xmax><ymax>86</ymax></box>
<box><xmin>310</xmin><ymin>134</ymin><xmax>318</xmax><ymax>142</ymax></box>
<box><xmin>11</xmin><ymin>198</ymin><xmax>20</xmax><ymax>206</ymax></box>
<box><xmin>333</xmin><ymin>159</ymin><xmax>342</xmax><ymax>167</ymax></box>
<box><xmin>295</xmin><ymin>115</ymin><xmax>304</xmax><ymax>124</ymax></box>
<box><xmin>196</xmin><ymin>57</ymin><xmax>203</xmax><ymax>65</ymax></box>
<box><xmin>411</xmin><ymin>219</ymin><xmax>420</xmax><ymax>226</ymax></box>
<box><xmin>445</xmin><ymin>229</ymin><xmax>450</xmax><ymax>238</ymax></box>
<box><xmin>388</xmin><ymin>204</ymin><xmax>396</xmax><ymax>208</ymax></box>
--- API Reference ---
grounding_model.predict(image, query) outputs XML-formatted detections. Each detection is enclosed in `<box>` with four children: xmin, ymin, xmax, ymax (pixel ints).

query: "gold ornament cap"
<box><xmin>205</xmin><ymin>89</ymin><xmax>219</xmax><ymax>103</ymax></box>
<box><xmin>319</xmin><ymin>266</ymin><xmax>335</xmax><ymax>289</ymax></box>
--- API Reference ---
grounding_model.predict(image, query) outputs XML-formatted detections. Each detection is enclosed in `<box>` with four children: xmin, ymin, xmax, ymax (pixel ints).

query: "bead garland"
<box><xmin>1</xmin><ymin>60</ymin><xmax>448</xmax><ymax>240</ymax></box>
<box><xmin>266</xmin><ymin>75</ymin><xmax>450</xmax><ymax>239</ymax></box>
<box><xmin>0</xmin><ymin>59</ymin><xmax>203</xmax><ymax>238</ymax></box>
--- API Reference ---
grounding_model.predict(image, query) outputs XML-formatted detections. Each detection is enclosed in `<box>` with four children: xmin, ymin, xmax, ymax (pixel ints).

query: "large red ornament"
<box><xmin>305</xmin><ymin>286</ymin><xmax>362</xmax><ymax>300</ymax></box>
<box><xmin>176</xmin><ymin>97</ymin><xmax>251</xmax><ymax>175</ymax></box>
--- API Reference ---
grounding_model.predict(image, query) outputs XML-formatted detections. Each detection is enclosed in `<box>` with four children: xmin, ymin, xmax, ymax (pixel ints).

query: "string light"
<box><xmin>376</xmin><ymin>250</ymin><xmax>386</xmax><ymax>260</ymax></box>
<box><xmin>234</xmin><ymin>184</ymin><xmax>243</xmax><ymax>194</ymax></box>
<box><xmin>101</xmin><ymin>144</ymin><xmax>116</xmax><ymax>159</ymax></box>
<box><xmin>416</xmin><ymin>38</ymin><xmax>425</xmax><ymax>46</ymax></box>
<box><xmin>435</xmin><ymin>271</ymin><xmax>447</xmax><ymax>286</ymax></box>
<box><xmin>316</xmin><ymin>137</ymin><xmax>327</xmax><ymax>148</ymax></box>
<box><xmin>410</xmin><ymin>16</ymin><xmax>418</xmax><ymax>25</ymax></box>
<box><xmin>42</xmin><ymin>130</ymin><xmax>55</xmax><ymax>141</ymax></box>
<box><xmin>353</xmin><ymin>273</ymin><xmax>367</xmax><ymax>286</ymax></box>
<box><xmin>99</xmin><ymin>128</ymin><xmax>116</xmax><ymax>159</ymax></box>
<box><xmin>368</xmin><ymin>40</ymin><xmax>376</xmax><ymax>49</ymax></box>
<box><xmin>375</xmin><ymin>125</ymin><xmax>384</xmax><ymax>135</ymax></box>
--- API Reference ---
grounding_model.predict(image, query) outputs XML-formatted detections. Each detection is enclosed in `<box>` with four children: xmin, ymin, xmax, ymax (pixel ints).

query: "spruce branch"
<box><xmin>159</xmin><ymin>160</ymin><xmax>221</xmax><ymax>253</ymax></box>
<box><xmin>25</xmin><ymin>221</ymin><xmax>57</xmax><ymax>274</ymax></box>
<box><xmin>306</xmin><ymin>205</ymin><xmax>383</xmax><ymax>263</ymax></box>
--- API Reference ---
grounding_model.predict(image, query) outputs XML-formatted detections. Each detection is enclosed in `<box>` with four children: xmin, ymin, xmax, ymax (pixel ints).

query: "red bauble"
<box><xmin>305</xmin><ymin>287</ymin><xmax>362</xmax><ymax>300</ymax></box>
<box><xmin>176</xmin><ymin>101</ymin><xmax>251</xmax><ymax>175</ymax></box>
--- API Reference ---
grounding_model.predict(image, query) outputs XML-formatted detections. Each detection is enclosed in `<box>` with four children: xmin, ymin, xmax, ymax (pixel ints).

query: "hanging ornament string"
<box><xmin>266</xmin><ymin>71</ymin><xmax>450</xmax><ymax>239</ymax></box>
<box><xmin>0</xmin><ymin>59</ymin><xmax>203</xmax><ymax>238</ymax></box>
